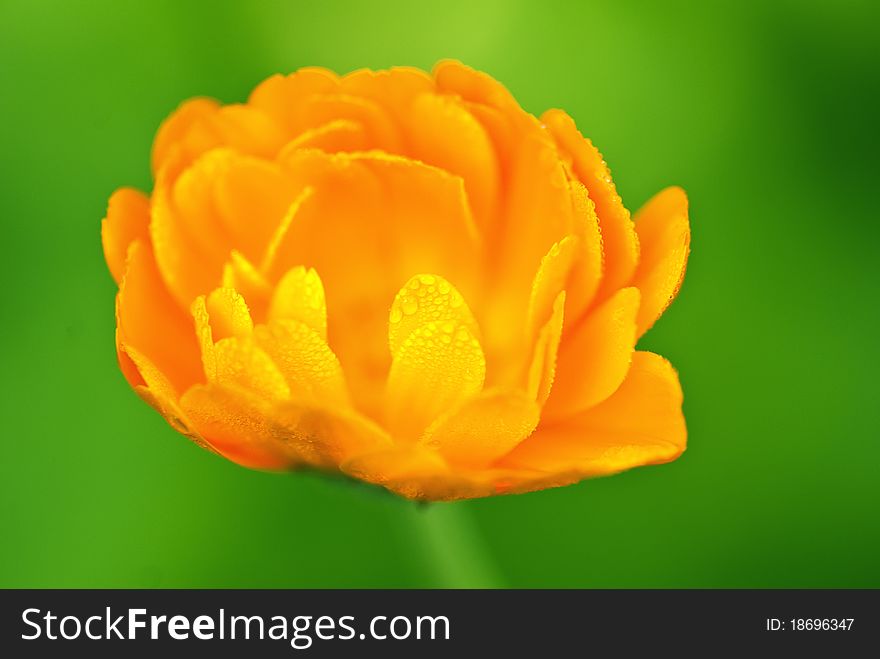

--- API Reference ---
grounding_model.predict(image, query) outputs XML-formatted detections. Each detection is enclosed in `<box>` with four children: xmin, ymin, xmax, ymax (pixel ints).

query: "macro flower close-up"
<box><xmin>102</xmin><ymin>60</ymin><xmax>691</xmax><ymax>501</ymax></box>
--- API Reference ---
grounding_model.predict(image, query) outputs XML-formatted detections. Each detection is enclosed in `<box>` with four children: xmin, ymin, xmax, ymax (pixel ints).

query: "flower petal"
<box><xmin>101</xmin><ymin>188</ymin><xmax>150</xmax><ymax>284</ymax></box>
<box><xmin>498</xmin><ymin>129</ymin><xmax>574</xmax><ymax>279</ymax></box>
<box><xmin>205</xmin><ymin>286</ymin><xmax>253</xmax><ymax>340</ymax></box>
<box><xmin>150</xmin><ymin>181</ymin><xmax>221</xmax><ymax>309</ymax></box>
<box><xmin>543</xmin><ymin>287</ymin><xmax>640</xmax><ymax>420</ymax></box>
<box><xmin>299</xmin><ymin>94</ymin><xmax>402</xmax><ymax>151</ymax></box>
<box><xmin>421</xmin><ymin>389</ymin><xmax>540</xmax><ymax>468</ymax></box>
<box><xmin>180</xmin><ymin>382</ymin><xmax>390</xmax><ymax>470</ymax></box>
<box><xmin>250</xmin><ymin>69</ymin><xmax>404</xmax><ymax>152</ymax></box>
<box><xmin>259</xmin><ymin>187</ymin><xmax>314</xmax><ymax>274</ymax></box>
<box><xmin>271</xmin><ymin>149</ymin><xmax>482</xmax><ymax>416</ymax></box>
<box><xmin>631</xmin><ymin>186</ymin><xmax>691</xmax><ymax>337</ymax></box>
<box><xmin>117</xmin><ymin>240</ymin><xmax>202</xmax><ymax>392</ymax></box>
<box><xmin>406</xmin><ymin>92</ymin><xmax>500</xmax><ymax>228</ymax></box>
<box><xmin>271</xmin><ymin>401</ymin><xmax>391</xmax><ymax>468</ymax></box>
<box><xmin>213</xmin><ymin>336</ymin><xmax>290</xmax><ymax>401</ymax></box>
<box><xmin>341</xmin><ymin>445</ymin><xmax>579</xmax><ymax>501</ymax></box>
<box><xmin>253</xmin><ymin>319</ymin><xmax>348</xmax><ymax>406</ymax></box>
<box><xmin>527</xmin><ymin>291</ymin><xmax>566</xmax><ymax>405</ymax></box>
<box><xmin>151</xmin><ymin>97</ymin><xmax>220</xmax><ymax>179</ymax></box>
<box><xmin>248</xmin><ymin>68</ymin><xmax>341</xmax><ymax>132</ymax></box>
<box><xmin>154</xmin><ymin>101</ymin><xmax>285</xmax><ymax>184</ymax></box>
<box><xmin>179</xmin><ymin>383</ymin><xmax>293</xmax><ymax>470</ymax></box>
<box><xmin>527</xmin><ymin>237</ymin><xmax>579</xmax><ymax>340</ymax></box>
<box><xmin>190</xmin><ymin>295</ymin><xmax>216</xmax><ymax>381</ymax></box>
<box><xmin>566</xmin><ymin>179</ymin><xmax>604</xmax><ymax>322</ymax></box>
<box><xmin>542</xmin><ymin>109</ymin><xmax>639</xmax><ymax>303</ymax></box>
<box><xmin>118</xmin><ymin>342</ymin><xmax>195</xmax><ymax>439</ymax></box>
<box><xmin>482</xmin><ymin>131</ymin><xmax>574</xmax><ymax>383</ymax></box>
<box><xmin>340</xmin><ymin>67</ymin><xmax>435</xmax><ymax>124</ymax></box>
<box><xmin>213</xmin><ymin>154</ymin><xmax>300</xmax><ymax>265</ymax></box>
<box><xmin>268</xmin><ymin>265</ymin><xmax>327</xmax><ymax>340</ymax></box>
<box><xmin>340</xmin><ymin>445</ymin><xmax>451</xmax><ymax>499</ymax></box>
<box><xmin>502</xmin><ymin>351</ymin><xmax>686</xmax><ymax>475</ymax></box>
<box><xmin>278</xmin><ymin>119</ymin><xmax>368</xmax><ymax>153</ymax></box>
<box><xmin>388</xmin><ymin>273</ymin><xmax>479</xmax><ymax>357</ymax></box>
<box><xmin>386</xmin><ymin>320</ymin><xmax>486</xmax><ymax>441</ymax></box>
<box><xmin>222</xmin><ymin>250</ymin><xmax>271</xmax><ymax>321</ymax></box>
<box><xmin>433</xmin><ymin>60</ymin><xmax>520</xmax><ymax>115</ymax></box>
<box><xmin>169</xmin><ymin>149</ymin><xmax>239</xmax><ymax>261</ymax></box>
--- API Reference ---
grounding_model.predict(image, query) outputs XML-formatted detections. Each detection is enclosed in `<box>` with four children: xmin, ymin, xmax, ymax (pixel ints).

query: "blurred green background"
<box><xmin>1</xmin><ymin>0</ymin><xmax>878</xmax><ymax>588</ymax></box>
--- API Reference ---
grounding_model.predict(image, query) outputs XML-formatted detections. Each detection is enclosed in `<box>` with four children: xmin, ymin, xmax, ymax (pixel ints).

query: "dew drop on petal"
<box><xmin>401</xmin><ymin>297</ymin><xmax>419</xmax><ymax>316</ymax></box>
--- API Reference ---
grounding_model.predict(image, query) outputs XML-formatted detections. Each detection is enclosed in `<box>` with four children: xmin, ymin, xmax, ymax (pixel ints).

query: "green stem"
<box><xmin>408</xmin><ymin>502</ymin><xmax>505</xmax><ymax>588</ymax></box>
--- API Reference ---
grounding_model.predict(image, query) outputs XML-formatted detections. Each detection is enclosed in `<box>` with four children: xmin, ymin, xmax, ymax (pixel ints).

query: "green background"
<box><xmin>2</xmin><ymin>0</ymin><xmax>878</xmax><ymax>588</ymax></box>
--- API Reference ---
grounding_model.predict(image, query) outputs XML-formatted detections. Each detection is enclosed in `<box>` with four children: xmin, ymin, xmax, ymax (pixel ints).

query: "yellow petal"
<box><xmin>185</xmin><ymin>104</ymin><xmax>284</xmax><ymax>166</ymax></box>
<box><xmin>482</xmin><ymin>131</ymin><xmax>574</xmax><ymax>383</ymax></box>
<box><xmin>267</xmin><ymin>266</ymin><xmax>327</xmax><ymax>340</ymax></box>
<box><xmin>271</xmin><ymin>149</ymin><xmax>482</xmax><ymax>416</ymax></box>
<box><xmin>340</xmin><ymin>66</ymin><xmax>434</xmax><ymax>127</ymax></box>
<box><xmin>170</xmin><ymin>149</ymin><xmax>237</xmax><ymax>260</ymax></box>
<box><xmin>298</xmin><ymin>94</ymin><xmax>402</xmax><ymax>151</ymax></box>
<box><xmin>212</xmin><ymin>336</ymin><xmax>290</xmax><ymax>401</ymax></box>
<box><xmin>527</xmin><ymin>291</ymin><xmax>566</xmax><ymax>405</ymax></box>
<box><xmin>250</xmin><ymin>68</ymin><xmax>401</xmax><ymax>152</ymax></box>
<box><xmin>406</xmin><ymin>92</ymin><xmax>500</xmax><ymax>228</ymax></box>
<box><xmin>388</xmin><ymin>273</ymin><xmax>479</xmax><ymax>357</ymax></box>
<box><xmin>151</xmin><ymin>97</ymin><xmax>219</xmax><ymax>179</ymax></box>
<box><xmin>433</xmin><ymin>60</ymin><xmax>520</xmax><ymax>115</ymax></box>
<box><xmin>248</xmin><ymin>68</ymin><xmax>340</xmax><ymax>133</ymax></box>
<box><xmin>386</xmin><ymin>320</ymin><xmax>486</xmax><ymax>441</ymax></box>
<box><xmin>179</xmin><ymin>383</ymin><xmax>292</xmax><ymax>470</ymax></box>
<box><xmin>117</xmin><ymin>240</ymin><xmax>202</xmax><ymax>392</ymax></box>
<box><xmin>526</xmin><ymin>237</ymin><xmax>579</xmax><ymax>340</ymax></box>
<box><xmin>154</xmin><ymin>101</ymin><xmax>284</xmax><ymax>185</ymax></box>
<box><xmin>543</xmin><ymin>287</ymin><xmax>640</xmax><ymax>420</ymax></box>
<box><xmin>341</xmin><ymin>445</ymin><xmax>451</xmax><ymax>500</ymax></box>
<box><xmin>542</xmin><ymin>109</ymin><xmax>639</xmax><ymax>303</ymax></box>
<box><xmin>102</xmin><ymin>188</ymin><xmax>150</xmax><ymax>284</ymax></box>
<box><xmin>150</xmin><ymin>182</ymin><xmax>221</xmax><ymax>309</ymax></box>
<box><xmin>421</xmin><ymin>389</ymin><xmax>540</xmax><ymax>468</ymax></box>
<box><xmin>497</xmin><ymin>130</ymin><xmax>574</xmax><ymax>280</ymax></box>
<box><xmin>270</xmin><ymin>400</ymin><xmax>391</xmax><ymax>468</ymax></box>
<box><xmin>259</xmin><ymin>187</ymin><xmax>314</xmax><ymax>274</ymax></box>
<box><xmin>566</xmin><ymin>179</ymin><xmax>604</xmax><ymax>322</ymax></box>
<box><xmin>502</xmin><ymin>352</ymin><xmax>686</xmax><ymax>475</ymax></box>
<box><xmin>279</xmin><ymin>119</ymin><xmax>368</xmax><ymax>153</ymax></box>
<box><xmin>205</xmin><ymin>287</ymin><xmax>253</xmax><ymax>340</ymax></box>
<box><xmin>222</xmin><ymin>250</ymin><xmax>271</xmax><ymax>321</ymax></box>
<box><xmin>190</xmin><ymin>295</ymin><xmax>216</xmax><ymax>381</ymax></box>
<box><xmin>341</xmin><ymin>445</ymin><xmax>578</xmax><ymax>501</ymax></box>
<box><xmin>118</xmin><ymin>342</ymin><xmax>196</xmax><ymax>440</ymax></box>
<box><xmin>181</xmin><ymin>382</ymin><xmax>390</xmax><ymax>471</ymax></box>
<box><xmin>631</xmin><ymin>187</ymin><xmax>691</xmax><ymax>337</ymax></box>
<box><xmin>253</xmin><ymin>319</ymin><xmax>348</xmax><ymax>406</ymax></box>
<box><xmin>213</xmin><ymin>154</ymin><xmax>300</xmax><ymax>264</ymax></box>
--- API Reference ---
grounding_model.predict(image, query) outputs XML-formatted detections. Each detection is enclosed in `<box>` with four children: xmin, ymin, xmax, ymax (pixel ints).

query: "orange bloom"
<box><xmin>102</xmin><ymin>61</ymin><xmax>690</xmax><ymax>500</ymax></box>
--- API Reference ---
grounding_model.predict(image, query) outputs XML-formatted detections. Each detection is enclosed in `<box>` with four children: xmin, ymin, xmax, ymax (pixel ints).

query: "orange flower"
<box><xmin>102</xmin><ymin>61</ymin><xmax>690</xmax><ymax>500</ymax></box>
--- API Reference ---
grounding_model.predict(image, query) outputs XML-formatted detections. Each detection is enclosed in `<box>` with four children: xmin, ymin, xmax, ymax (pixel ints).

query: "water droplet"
<box><xmin>401</xmin><ymin>297</ymin><xmax>419</xmax><ymax>315</ymax></box>
<box><xmin>389</xmin><ymin>306</ymin><xmax>403</xmax><ymax>324</ymax></box>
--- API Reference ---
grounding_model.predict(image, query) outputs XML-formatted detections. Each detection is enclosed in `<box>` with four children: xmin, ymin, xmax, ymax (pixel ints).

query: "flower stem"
<box><xmin>408</xmin><ymin>502</ymin><xmax>505</xmax><ymax>588</ymax></box>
